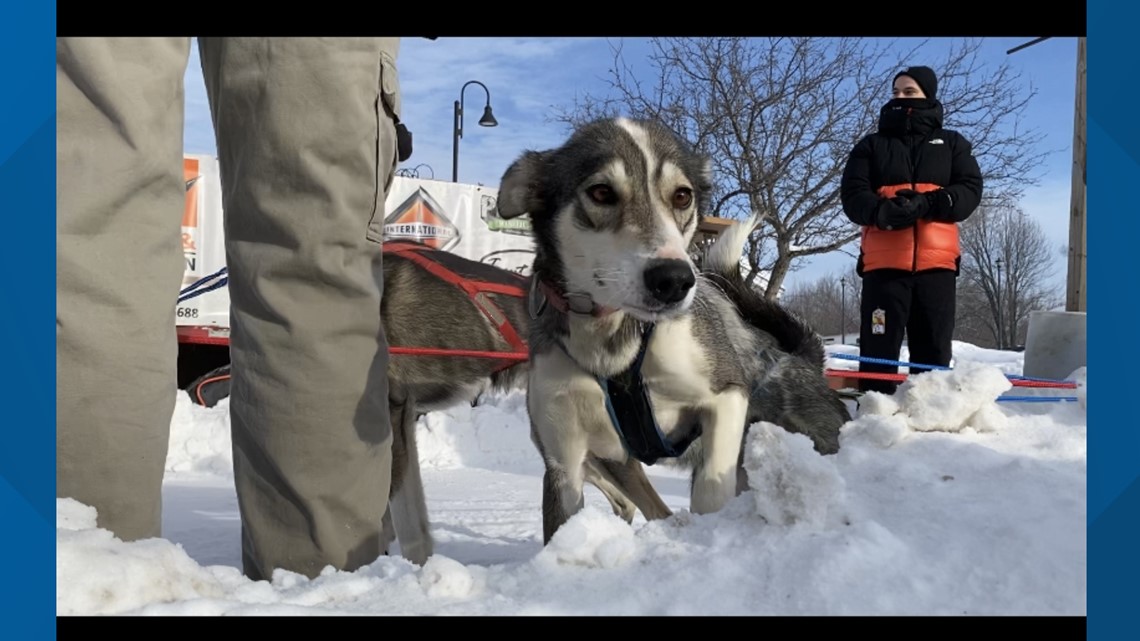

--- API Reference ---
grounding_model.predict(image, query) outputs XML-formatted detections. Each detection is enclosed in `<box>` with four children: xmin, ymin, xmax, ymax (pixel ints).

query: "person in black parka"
<box><xmin>840</xmin><ymin>65</ymin><xmax>984</xmax><ymax>394</ymax></box>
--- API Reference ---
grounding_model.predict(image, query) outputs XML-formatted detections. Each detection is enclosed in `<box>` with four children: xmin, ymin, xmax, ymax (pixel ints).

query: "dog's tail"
<box><xmin>703</xmin><ymin>211</ymin><xmax>764</xmax><ymax>277</ymax></box>
<box><xmin>700</xmin><ymin>212</ymin><xmax>827</xmax><ymax>366</ymax></box>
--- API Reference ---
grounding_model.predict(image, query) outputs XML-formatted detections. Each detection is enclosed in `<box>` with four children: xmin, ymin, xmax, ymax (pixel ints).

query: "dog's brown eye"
<box><xmin>673</xmin><ymin>188</ymin><xmax>693</xmax><ymax>209</ymax></box>
<box><xmin>587</xmin><ymin>184</ymin><xmax>617</xmax><ymax>205</ymax></box>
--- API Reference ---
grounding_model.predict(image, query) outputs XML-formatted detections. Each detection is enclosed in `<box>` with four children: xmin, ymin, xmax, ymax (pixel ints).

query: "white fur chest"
<box><xmin>561</xmin><ymin>313</ymin><xmax>642</xmax><ymax>377</ymax></box>
<box><xmin>639</xmin><ymin>316</ymin><xmax>712</xmax><ymax>401</ymax></box>
<box><xmin>637</xmin><ymin>316</ymin><xmax>716</xmax><ymax>437</ymax></box>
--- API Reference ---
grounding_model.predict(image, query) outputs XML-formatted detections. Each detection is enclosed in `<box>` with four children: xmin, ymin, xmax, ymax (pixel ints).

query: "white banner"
<box><xmin>381</xmin><ymin>176</ymin><xmax>535</xmax><ymax>276</ymax></box>
<box><xmin>177</xmin><ymin>155</ymin><xmax>229</xmax><ymax>329</ymax></box>
<box><xmin>177</xmin><ymin>165</ymin><xmax>536</xmax><ymax>331</ymax></box>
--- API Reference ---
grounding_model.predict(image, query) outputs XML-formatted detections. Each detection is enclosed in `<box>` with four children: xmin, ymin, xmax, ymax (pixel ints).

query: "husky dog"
<box><xmin>494</xmin><ymin>117</ymin><xmax>850</xmax><ymax>543</ymax></box>
<box><xmin>379</xmin><ymin>244</ymin><xmax>671</xmax><ymax>565</ymax></box>
<box><xmin>184</xmin><ymin>243</ymin><xmax>672</xmax><ymax>566</ymax></box>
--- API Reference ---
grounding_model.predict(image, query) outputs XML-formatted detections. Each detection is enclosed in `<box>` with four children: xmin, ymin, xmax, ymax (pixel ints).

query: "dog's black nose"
<box><xmin>643</xmin><ymin>259</ymin><xmax>696</xmax><ymax>305</ymax></box>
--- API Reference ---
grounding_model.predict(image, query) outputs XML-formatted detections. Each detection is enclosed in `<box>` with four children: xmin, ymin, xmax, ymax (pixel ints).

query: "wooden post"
<box><xmin>1067</xmin><ymin>37</ymin><xmax>1086</xmax><ymax>312</ymax></box>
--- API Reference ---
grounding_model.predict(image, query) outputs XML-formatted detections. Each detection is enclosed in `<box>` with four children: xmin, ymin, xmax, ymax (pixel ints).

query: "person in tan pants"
<box><xmin>57</xmin><ymin>37</ymin><xmax>402</xmax><ymax>581</ymax></box>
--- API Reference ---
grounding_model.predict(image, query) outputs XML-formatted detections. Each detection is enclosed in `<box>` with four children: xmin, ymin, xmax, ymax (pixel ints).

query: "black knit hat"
<box><xmin>894</xmin><ymin>66</ymin><xmax>938</xmax><ymax>99</ymax></box>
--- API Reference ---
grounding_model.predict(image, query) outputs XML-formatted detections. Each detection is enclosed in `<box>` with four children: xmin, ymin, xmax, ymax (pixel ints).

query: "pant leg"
<box><xmin>198</xmin><ymin>37</ymin><xmax>401</xmax><ymax>581</ymax></box>
<box><xmin>857</xmin><ymin>269</ymin><xmax>913</xmax><ymax>394</ymax></box>
<box><xmin>905</xmin><ymin>270</ymin><xmax>958</xmax><ymax>373</ymax></box>
<box><xmin>56</xmin><ymin>37</ymin><xmax>191</xmax><ymax>541</ymax></box>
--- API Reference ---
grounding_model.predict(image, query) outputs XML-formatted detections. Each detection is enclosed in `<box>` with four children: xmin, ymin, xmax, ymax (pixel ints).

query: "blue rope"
<box><xmin>1004</xmin><ymin>373</ymin><xmax>1079</xmax><ymax>384</ymax></box>
<box><xmin>178</xmin><ymin>278</ymin><xmax>228</xmax><ymax>304</ymax></box>
<box><xmin>831</xmin><ymin>353</ymin><xmax>950</xmax><ymax>370</ymax></box>
<box><xmin>178</xmin><ymin>268</ymin><xmax>229</xmax><ymax>304</ymax></box>
<box><xmin>830</xmin><ymin>352</ymin><xmax>1076</xmax><ymax>385</ymax></box>
<box><xmin>842</xmin><ymin>392</ymin><xmax>1078</xmax><ymax>403</ymax></box>
<box><xmin>180</xmin><ymin>267</ymin><xmax>228</xmax><ymax>297</ymax></box>
<box><xmin>996</xmin><ymin>395</ymin><xmax>1079</xmax><ymax>403</ymax></box>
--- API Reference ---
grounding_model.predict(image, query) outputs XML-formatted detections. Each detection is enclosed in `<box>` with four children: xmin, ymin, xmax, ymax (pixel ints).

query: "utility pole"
<box><xmin>1009</xmin><ymin>37</ymin><xmax>1087</xmax><ymax>380</ymax></box>
<box><xmin>1066</xmin><ymin>37</ymin><xmax>1087</xmax><ymax>312</ymax></box>
<box><xmin>1006</xmin><ymin>36</ymin><xmax>1086</xmax><ymax>312</ymax></box>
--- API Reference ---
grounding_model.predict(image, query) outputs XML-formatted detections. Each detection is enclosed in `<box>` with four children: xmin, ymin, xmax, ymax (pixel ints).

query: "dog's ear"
<box><xmin>498</xmin><ymin>150</ymin><xmax>549</xmax><ymax>219</ymax></box>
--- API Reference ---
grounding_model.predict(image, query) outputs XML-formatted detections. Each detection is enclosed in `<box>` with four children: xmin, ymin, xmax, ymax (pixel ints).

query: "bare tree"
<box><xmin>949</xmin><ymin>279</ymin><xmax>999</xmax><ymax>348</ymax></box>
<box><xmin>782</xmin><ymin>266</ymin><xmax>862</xmax><ymax>343</ymax></box>
<box><xmin>553</xmin><ymin>37</ymin><xmax>1052</xmax><ymax>300</ymax></box>
<box><xmin>957</xmin><ymin>202</ymin><xmax>1064</xmax><ymax>348</ymax></box>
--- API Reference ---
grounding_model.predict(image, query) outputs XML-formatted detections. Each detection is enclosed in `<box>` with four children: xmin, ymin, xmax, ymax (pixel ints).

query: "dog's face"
<box><xmin>498</xmin><ymin>118</ymin><xmax>713</xmax><ymax>322</ymax></box>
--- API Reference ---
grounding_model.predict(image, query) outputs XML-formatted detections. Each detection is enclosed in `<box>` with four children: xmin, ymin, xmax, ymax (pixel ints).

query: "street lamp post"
<box><xmin>840</xmin><ymin>276</ymin><xmax>847</xmax><ymax>346</ymax></box>
<box><xmin>995</xmin><ymin>258</ymin><xmax>1003</xmax><ymax>350</ymax></box>
<box><xmin>452</xmin><ymin>80</ymin><xmax>498</xmax><ymax>183</ymax></box>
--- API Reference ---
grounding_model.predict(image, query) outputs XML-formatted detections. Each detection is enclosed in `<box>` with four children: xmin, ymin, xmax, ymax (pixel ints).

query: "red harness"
<box><xmin>382</xmin><ymin>241</ymin><xmax>530</xmax><ymax>371</ymax></box>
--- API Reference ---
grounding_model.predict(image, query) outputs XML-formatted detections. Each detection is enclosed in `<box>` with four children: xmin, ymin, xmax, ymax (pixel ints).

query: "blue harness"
<box><xmin>592</xmin><ymin>322</ymin><xmax>703</xmax><ymax>466</ymax></box>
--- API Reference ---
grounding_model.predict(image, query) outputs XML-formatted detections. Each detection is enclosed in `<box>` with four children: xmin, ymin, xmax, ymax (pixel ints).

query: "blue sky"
<box><xmin>182</xmin><ymin>37</ymin><xmax>1079</xmax><ymax>292</ymax></box>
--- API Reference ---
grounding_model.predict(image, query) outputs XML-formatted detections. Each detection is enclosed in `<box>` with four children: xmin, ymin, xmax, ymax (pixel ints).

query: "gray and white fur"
<box><xmin>496</xmin><ymin>117</ymin><xmax>850</xmax><ymax>544</ymax></box>
<box><xmin>378</xmin><ymin>247</ymin><xmax>671</xmax><ymax>565</ymax></box>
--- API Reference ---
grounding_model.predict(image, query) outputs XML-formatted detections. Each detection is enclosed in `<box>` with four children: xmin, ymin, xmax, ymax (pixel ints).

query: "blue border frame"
<box><xmin>8</xmin><ymin>6</ymin><xmax>1105</xmax><ymax>635</ymax></box>
<box><xmin>1088</xmin><ymin>0</ymin><xmax>1132</xmax><ymax>638</ymax></box>
<box><xmin>0</xmin><ymin>3</ymin><xmax>56</xmax><ymax>637</ymax></box>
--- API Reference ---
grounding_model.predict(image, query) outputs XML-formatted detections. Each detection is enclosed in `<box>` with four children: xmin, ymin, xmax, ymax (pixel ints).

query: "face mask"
<box><xmin>884</xmin><ymin>97</ymin><xmax>935</xmax><ymax>110</ymax></box>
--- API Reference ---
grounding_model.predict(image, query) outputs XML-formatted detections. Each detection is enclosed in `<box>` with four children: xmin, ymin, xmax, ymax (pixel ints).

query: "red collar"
<box><xmin>533</xmin><ymin>278</ymin><xmax>619</xmax><ymax>318</ymax></box>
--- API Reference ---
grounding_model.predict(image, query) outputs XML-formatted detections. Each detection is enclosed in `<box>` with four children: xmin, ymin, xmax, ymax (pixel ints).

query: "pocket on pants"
<box><xmin>367</xmin><ymin>50</ymin><xmax>401</xmax><ymax>244</ymax></box>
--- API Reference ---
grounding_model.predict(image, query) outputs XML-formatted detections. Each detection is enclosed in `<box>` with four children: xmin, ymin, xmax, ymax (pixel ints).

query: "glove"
<box><xmin>875</xmin><ymin>197</ymin><xmax>919</xmax><ymax>231</ymax></box>
<box><xmin>896</xmin><ymin>188</ymin><xmax>953</xmax><ymax>220</ymax></box>
<box><xmin>396</xmin><ymin>123</ymin><xmax>413</xmax><ymax>162</ymax></box>
<box><xmin>893</xmin><ymin>189</ymin><xmax>930</xmax><ymax>220</ymax></box>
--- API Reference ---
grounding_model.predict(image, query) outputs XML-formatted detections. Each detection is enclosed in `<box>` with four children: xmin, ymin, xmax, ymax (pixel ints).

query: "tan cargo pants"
<box><xmin>57</xmin><ymin>37</ymin><xmax>400</xmax><ymax>581</ymax></box>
